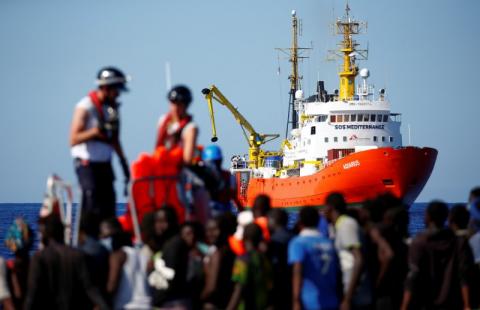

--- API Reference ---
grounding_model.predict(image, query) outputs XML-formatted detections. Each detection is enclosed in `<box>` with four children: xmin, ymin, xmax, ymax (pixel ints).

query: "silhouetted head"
<box><xmin>39</xmin><ymin>214</ymin><xmax>64</xmax><ymax>245</ymax></box>
<box><xmin>448</xmin><ymin>204</ymin><xmax>470</xmax><ymax>231</ymax></box>
<box><xmin>268</xmin><ymin>208</ymin><xmax>289</xmax><ymax>231</ymax></box>
<box><xmin>298</xmin><ymin>206</ymin><xmax>320</xmax><ymax>229</ymax></box>
<box><xmin>243</xmin><ymin>223</ymin><xmax>263</xmax><ymax>249</ymax></box>
<box><xmin>426</xmin><ymin>200</ymin><xmax>449</xmax><ymax>228</ymax></box>
<box><xmin>252</xmin><ymin>194</ymin><xmax>271</xmax><ymax>218</ymax></box>
<box><xmin>325</xmin><ymin>192</ymin><xmax>346</xmax><ymax>222</ymax></box>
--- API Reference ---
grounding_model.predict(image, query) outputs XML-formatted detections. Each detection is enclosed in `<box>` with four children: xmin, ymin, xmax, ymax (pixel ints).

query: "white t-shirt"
<box><xmin>333</xmin><ymin>215</ymin><xmax>361</xmax><ymax>292</ymax></box>
<box><xmin>70</xmin><ymin>96</ymin><xmax>113</xmax><ymax>162</ymax></box>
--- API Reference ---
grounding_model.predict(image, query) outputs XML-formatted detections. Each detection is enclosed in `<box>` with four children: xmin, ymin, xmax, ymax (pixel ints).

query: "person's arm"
<box><xmin>226</xmin><ymin>283</ymin><xmax>243</xmax><ymax>310</ymax></box>
<box><xmin>106</xmin><ymin>250</ymin><xmax>126</xmax><ymax>295</ymax></box>
<box><xmin>292</xmin><ymin>262</ymin><xmax>303</xmax><ymax>310</ymax></box>
<box><xmin>201</xmin><ymin>251</ymin><xmax>221</xmax><ymax>300</ymax></box>
<box><xmin>369</xmin><ymin>227</ymin><xmax>394</xmax><ymax>287</ymax></box>
<box><xmin>112</xmin><ymin>140</ymin><xmax>130</xmax><ymax>184</ymax></box>
<box><xmin>341</xmin><ymin>247</ymin><xmax>363</xmax><ymax>310</ymax></box>
<box><xmin>400</xmin><ymin>290</ymin><xmax>412</xmax><ymax>310</ymax></box>
<box><xmin>402</xmin><ymin>237</ymin><xmax>423</xmax><ymax>310</ymax></box>
<box><xmin>182</xmin><ymin>125</ymin><xmax>198</xmax><ymax>164</ymax></box>
<box><xmin>461</xmin><ymin>285</ymin><xmax>471</xmax><ymax>310</ymax></box>
<box><xmin>0</xmin><ymin>259</ymin><xmax>13</xmax><ymax>310</ymax></box>
<box><xmin>70</xmin><ymin>107</ymin><xmax>103</xmax><ymax>146</ymax></box>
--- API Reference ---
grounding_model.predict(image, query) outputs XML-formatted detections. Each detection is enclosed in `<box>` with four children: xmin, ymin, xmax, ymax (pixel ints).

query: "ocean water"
<box><xmin>0</xmin><ymin>202</ymin><xmax>429</xmax><ymax>259</ymax></box>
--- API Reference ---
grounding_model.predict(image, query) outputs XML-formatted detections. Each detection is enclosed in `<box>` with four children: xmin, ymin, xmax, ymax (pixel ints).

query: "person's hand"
<box><xmin>91</xmin><ymin>126</ymin><xmax>109</xmax><ymax>142</ymax></box>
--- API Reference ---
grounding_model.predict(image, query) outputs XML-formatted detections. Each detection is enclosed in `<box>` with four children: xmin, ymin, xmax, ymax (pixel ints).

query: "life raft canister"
<box><xmin>118</xmin><ymin>145</ymin><xmax>185</xmax><ymax>234</ymax></box>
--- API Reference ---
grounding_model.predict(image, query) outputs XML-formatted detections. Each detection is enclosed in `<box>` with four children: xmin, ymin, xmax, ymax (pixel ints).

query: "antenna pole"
<box><xmin>289</xmin><ymin>10</ymin><xmax>299</xmax><ymax>130</ymax></box>
<box><xmin>165</xmin><ymin>61</ymin><xmax>172</xmax><ymax>91</ymax></box>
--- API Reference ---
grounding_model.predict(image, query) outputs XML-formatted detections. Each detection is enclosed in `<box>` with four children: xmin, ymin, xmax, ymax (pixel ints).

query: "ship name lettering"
<box><xmin>343</xmin><ymin>160</ymin><xmax>360</xmax><ymax>170</ymax></box>
<box><xmin>334</xmin><ymin>125</ymin><xmax>385</xmax><ymax>130</ymax></box>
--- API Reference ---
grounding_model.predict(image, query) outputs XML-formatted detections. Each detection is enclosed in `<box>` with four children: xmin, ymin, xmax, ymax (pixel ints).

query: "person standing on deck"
<box><xmin>70</xmin><ymin>67</ymin><xmax>130</xmax><ymax>236</ymax></box>
<box><xmin>156</xmin><ymin>85</ymin><xmax>204</xmax><ymax>222</ymax></box>
<box><xmin>155</xmin><ymin>85</ymin><xmax>197</xmax><ymax>164</ymax></box>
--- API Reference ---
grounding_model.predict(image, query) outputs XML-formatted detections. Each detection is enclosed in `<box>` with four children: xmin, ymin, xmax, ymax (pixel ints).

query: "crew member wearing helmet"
<box><xmin>70</xmin><ymin>67</ymin><xmax>130</xmax><ymax>236</ymax></box>
<box><xmin>156</xmin><ymin>85</ymin><xmax>197</xmax><ymax>164</ymax></box>
<box><xmin>202</xmin><ymin>144</ymin><xmax>242</xmax><ymax>216</ymax></box>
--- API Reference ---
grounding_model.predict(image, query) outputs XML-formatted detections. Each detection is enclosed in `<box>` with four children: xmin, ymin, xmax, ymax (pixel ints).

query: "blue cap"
<box><xmin>202</xmin><ymin>144</ymin><xmax>223</xmax><ymax>161</ymax></box>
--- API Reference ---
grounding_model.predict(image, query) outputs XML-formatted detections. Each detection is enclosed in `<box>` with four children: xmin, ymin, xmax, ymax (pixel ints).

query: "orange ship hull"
<box><xmin>237</xmin><ymin>147</ymin><xmax>437</xmax><ymax>207</ymax></box>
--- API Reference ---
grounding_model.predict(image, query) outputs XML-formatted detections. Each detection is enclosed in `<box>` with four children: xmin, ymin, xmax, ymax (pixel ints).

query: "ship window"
<box><xmin>382</xmin><ymin>136</ymin><xmax>386</xmax><ymax>142</ymax></box>
<box><xmin>344</xmin><ymin>114</ymin><xmax>350</xmax><ymax>122</ymax></box>
<box><xmin>363</xmin><ymin>114</ymin><xmax>370</xmax><ymax>122</ymax></box>
<box><xmin>334</xmin><ymin>137</ymin><xmax>338</xmax><ymax>142</ymax></box>
<box><xmin>383</xmin><ymin>115</ymin><xmax>388</xmax><ymax>122</ymax></box>
<box><xmin>373</xmin><ymin>136</ymin><xmax>378</xmax><ymax>142</ymax></box>
<box><xmin>357</xmin><ymin>114</ymin><xmax>363</xmax><ymax>122</ymax></box>
<box><xmin>351</xmin><ymin>114</ymin><xmax>357</xmax><ymax>122</ymax></box>
<box><xmin>370</xmin><ymin>114</ymin><xmax>376</xmax><ymax>122</ymax></box>
<box><xmin>311</xmin><ymin>126</ymin><xmax>316</xmax><ymax>135</ymax></box>
<box><xmin>318</xmin><ymin>115</ymin><xmax>327</xmax><ymax>122</ymax></box>
<box><xmin>389</xmin><ymin>136</ymin><xmax>394</xmax><ymax>142</ymax></box>
<box><xmin>337</xmin><ymin>115</ymin><xmax>343</xmax><ymax>122</ymax></box>
<box><xmin>377</xmin><ymin>114</ymin><xmax>383</xmax><ymax>122</ymax></box>
<box><xmin>325</xmin><ymin>137</ymin><xmax>329</xmax><ymax>143</ymax></box>
<box><xmin>330</xmin><ymin>115</ymin><xmax>336</xmax><ymax>123</ymax></box>
<box><xmin>343</xmin><ymin>136</ymin><xmax>347</xmax><ymax>142</ymax></box>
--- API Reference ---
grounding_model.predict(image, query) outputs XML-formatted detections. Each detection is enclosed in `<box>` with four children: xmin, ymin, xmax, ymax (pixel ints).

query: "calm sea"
<box><xmin>0</xmin><ymin>202</ymin><xmax>430</xmax><ymax>259</ymax></box>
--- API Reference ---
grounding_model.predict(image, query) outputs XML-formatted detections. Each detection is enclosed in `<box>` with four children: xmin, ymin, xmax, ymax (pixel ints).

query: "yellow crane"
<box><xmin>201</xmin><ymin>85</ymin><xmax>280</xmax><ymax>169</ymax></box>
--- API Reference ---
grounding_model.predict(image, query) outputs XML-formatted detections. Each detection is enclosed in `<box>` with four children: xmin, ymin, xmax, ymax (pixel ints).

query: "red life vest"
<box><xmin>155</xmin><ymin>112</ymin><xmax>192</xmax><ymax>149</ymax></box>
<box><xmin>89</xmin><ymin>91</ymin><xmax>105</xmax><ymax>120</ymax></box>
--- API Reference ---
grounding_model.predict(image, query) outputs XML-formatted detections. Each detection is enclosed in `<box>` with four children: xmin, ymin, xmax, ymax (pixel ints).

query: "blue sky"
<box><xmin>1</xmin><ymin>0</ymin><xmax>479</xmax><ymax>203</ymax></box>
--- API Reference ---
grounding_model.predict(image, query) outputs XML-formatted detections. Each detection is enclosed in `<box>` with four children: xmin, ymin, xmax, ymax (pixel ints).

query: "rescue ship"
<box><xmin>202</xmin><ymin>6</ymin><xmax>437</xmax><ymax>208</ymax></box>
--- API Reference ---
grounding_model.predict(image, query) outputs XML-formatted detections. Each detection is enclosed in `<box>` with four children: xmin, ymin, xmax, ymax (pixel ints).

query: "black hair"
<box><xmin>426</xmin><ymin>200</ymin><xmax>449</xmax><ymax>228</ymax></box>
<box><xmin>470</xmin><ymin>187</ymin><xmax>480</xmax><ymax>200</ymax></box>
<box><xmin>326</xmin><ymin>192</ymin><xmax>347</xmax><ymax>214</ymax></box>
<box><xmin>268</xmin><ymin>208</ymin><xmax>289</xmax><ymax>228</ymax></box>
<box><xmin>157</xmin><ymin>205</ymin><xmax>180</xmax><ymax>234</ymax></box>
<box><xmin>181</xmin><ymin>221</ymin><xmax>205</xmax><ymax>243</ymax></box>
<box><xmin>40</xmin><ymin>214</ymin><xmax>64</xmax><ymax>244</ymax></box>
<box><xmin>299</xmin><ymin>207</ymin><xmax>320</xmax><ymax>228</ymax></box>
<box><xmin>252</xmin><ymin>194</ymin><xmax>271</xmax><ymax>217</ymax></box>
<box><xmin>364</xmin><ymin>193</ymin><xmax>405</xmax><ymax>223</ymax></box>
<box><xmin>111</xmin><ymin>232</ymin><xmax>133</xmax><ymax>251</ymax></box>
<box><xmin>80</xmin><ymin>210</ymin><xmax>101</xmax><ymax>238</ymax></box>
<box><xmin>243</xmin><ymin>223</ymin><xmax>263</xmax><ymax>248</ymax></box>
<box><xmin>449</xmin><ymin>204</ymin><xmax>470</xmax><ymax>229</ymax></box>
<box><xmin>384</xmin><ymin>206</ymin><xmax>409</xmax><ymax>238</ymax></box>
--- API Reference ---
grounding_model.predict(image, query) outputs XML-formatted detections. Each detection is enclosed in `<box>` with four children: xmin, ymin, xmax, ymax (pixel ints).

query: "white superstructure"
<box><xmin>283</xmin><ymin>71</ymin><xmax>402</xmax><ymax>173</ymax></box>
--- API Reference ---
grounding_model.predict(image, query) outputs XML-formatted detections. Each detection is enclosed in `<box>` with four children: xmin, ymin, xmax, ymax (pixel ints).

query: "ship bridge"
<box><xmin>282</xmin><ymin>69</ymin><xmax>403</xmax><ymax>173</ymax></box>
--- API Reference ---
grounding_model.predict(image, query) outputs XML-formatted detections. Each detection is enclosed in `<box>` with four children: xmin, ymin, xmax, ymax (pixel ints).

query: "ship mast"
<box><xmin>276</xmin><ymin>10</ymin><xmax>310</xmax><ymax>137</ymax></box>
<box><xmin>289</xmin><ymin>10</ymin><xmax>300</xmax><ymax>131</ymax></box>
<box><xmin>333</xmin><ymin>4</ymin><xmax>367</xmax><ymax>100</ymax></box>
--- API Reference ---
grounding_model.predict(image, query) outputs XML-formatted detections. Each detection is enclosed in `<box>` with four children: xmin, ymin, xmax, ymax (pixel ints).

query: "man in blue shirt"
<box><xmin>289</xmin><ymin>207</ymin><xmax>340</xmax><ymax>310</ymax></box>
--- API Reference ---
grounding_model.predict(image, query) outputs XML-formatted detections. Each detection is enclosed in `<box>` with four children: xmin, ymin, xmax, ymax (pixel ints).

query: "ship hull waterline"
<box><xmin>237</xmin><ymin>147</ymin><xmax>437</xmax><ymax>208</ymax></box>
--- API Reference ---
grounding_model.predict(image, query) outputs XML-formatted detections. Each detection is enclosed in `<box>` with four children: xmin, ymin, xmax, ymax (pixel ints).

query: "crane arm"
<box><xmin>202</xmin><ymin>85</ymin><xmax>279</xmax><ymax>148</ymax></box>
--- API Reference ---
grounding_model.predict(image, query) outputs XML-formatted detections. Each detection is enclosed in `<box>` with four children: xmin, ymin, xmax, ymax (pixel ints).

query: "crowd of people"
<box><xmin>1</xmin><ymin>189</ymin><xmax>480</xmax><ymax>310</ymax></box>
<box><xmin>0</xmin><ymin>68</ymin><xmax>479</xmax><ymax>310</ymax></box>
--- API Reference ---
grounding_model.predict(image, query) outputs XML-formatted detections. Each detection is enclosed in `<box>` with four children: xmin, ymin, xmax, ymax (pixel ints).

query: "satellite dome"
<box><xmin>360</xmin><ymin>68</ymin><xmax>370</xmax><ymax>78</ymax></box>
<box><xmin>295</xmin><ymin>89</ymin><xmax>304</xmax><ymax>99</ymax></box>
